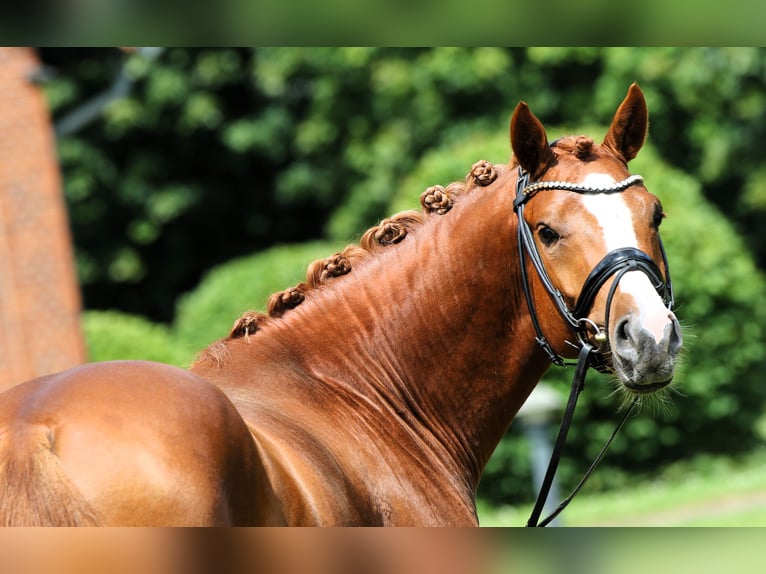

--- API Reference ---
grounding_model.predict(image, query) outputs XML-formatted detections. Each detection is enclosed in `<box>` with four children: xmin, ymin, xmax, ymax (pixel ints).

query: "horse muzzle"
<box><xmin>610</xmin><ymin>310</ymin><xmax>683</xmax><ymax>393</ymax></box>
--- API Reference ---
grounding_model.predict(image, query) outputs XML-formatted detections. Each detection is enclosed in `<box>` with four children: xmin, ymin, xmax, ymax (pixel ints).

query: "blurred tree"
<box><xmin>42</xmin><ymin>48</ymin><xmax>766</xmax><ymax>323</ymax></box>
<box><xmin>174</xmin><ymin>240</ymin><xmax>344</xmax><ymax>352</ymax></box>
<box><xmin>39</xmin><ymin>47</ymin><xmax>603</xmax><ymax>321</ymax></box>
<box><xmin>83</xmin><ymin>309</ymin><xmax>197</xmax><ymax>367</ymax></box>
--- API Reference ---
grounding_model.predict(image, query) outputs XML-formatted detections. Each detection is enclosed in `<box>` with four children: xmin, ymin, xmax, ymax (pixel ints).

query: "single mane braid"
<box><xmin>574</xmin><ymin>136</ymin><xmax>594</xmax><ymax>159</ymax></box>
<box><xmin>553</xmin><ymin>135</ymin><xmax>595</xmax><ymax>161</ymax></box>
<box><xmin>360</xmin><ymin>211</ymin><xmax>424</xmax><ymax>251</ymax></box>
<box><xmin>470</xmin><ymin>160</ymin><xmax>498</xmax><ymax>186</ymax></box>
<box><xmin>229</xmin><ymin>311</ymin><xmax>268</xmax><ymax>340</ymax></box>
<box><xmin>268</xmin><ymin>284</ymin><xmax>307</xmax><ymax>318</ymax></box>
<box><xmin>307</xmin><ymin>246</ymin><xmax>367</xmax><ymax>288</ymax></box>
<box><xmin>421</xmin><ymin>185</ymin><xmax>452</xmax><ymax>214</ymax></box>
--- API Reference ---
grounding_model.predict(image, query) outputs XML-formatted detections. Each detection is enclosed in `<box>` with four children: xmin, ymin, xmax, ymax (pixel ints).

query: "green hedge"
<box><xmin>389</xmin><ymin>127</ymin><xmax>766</xmax><ymax>504</ymax></box>
<box><xmin>174</xmin><ymin>241</ymin><xmax>345</xmax><ymax>352</ymax></box>
<box><xmin>82</xmin><ymin>309</ymin><xmax>197</xmax><ymax>367</ymax></box>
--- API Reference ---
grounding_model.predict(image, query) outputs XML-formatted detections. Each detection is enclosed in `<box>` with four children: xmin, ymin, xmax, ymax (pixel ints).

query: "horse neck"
<box><xmin>256</xmin><ymin>177</ymin><xmax>550</xmax><ymax>487</ymax></box>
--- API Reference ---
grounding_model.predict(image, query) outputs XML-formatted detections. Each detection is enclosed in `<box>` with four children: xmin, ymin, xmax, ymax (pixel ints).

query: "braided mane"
<box><xmin>195</xmin><ymin>135</ymin><xmax>610</xmax><ymax>369</ymax></box>
<box><xmin>552</xmin><ymin>135</ymin><xmax>595</xmax><ymax>161</ymax></box>
<box><xmin>221</xmin><ymin>160</ymin><xmax>505</xmax><ymax>344</ymax></box>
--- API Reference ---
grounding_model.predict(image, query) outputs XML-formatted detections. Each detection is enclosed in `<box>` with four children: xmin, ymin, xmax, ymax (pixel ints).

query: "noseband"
<box><xmin>513</xmin><ymin>166</ymin><xmax>675</xmax><ymax>527</ymax></box>
<box><xmin>513</xmin><ymin>166</ymin><xmax>674</xmax><ymax>368</ymax></box>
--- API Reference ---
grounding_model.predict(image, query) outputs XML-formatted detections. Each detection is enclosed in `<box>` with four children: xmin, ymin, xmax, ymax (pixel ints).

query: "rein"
<box><xmin>513</xmin><ymin>166</ymin><xmax>673</xmax><ymax>527</ymax></box>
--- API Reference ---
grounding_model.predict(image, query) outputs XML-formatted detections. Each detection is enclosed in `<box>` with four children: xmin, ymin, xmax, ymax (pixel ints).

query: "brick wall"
<box><xmin>0</xmin><ymin>48</ymin><xmax>86</xmax><ymax>391</ymax></box>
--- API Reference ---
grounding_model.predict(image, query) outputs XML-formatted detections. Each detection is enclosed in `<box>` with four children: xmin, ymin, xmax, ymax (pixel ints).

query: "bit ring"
<box><xmin>577</xmin><ymin>317</ymin><xmax>607</xmax><ymax>347</ymax></box>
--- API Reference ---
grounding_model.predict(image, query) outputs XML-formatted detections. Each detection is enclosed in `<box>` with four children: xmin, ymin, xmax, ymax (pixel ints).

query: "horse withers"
<box><xmin>0</xmin><ymin>83</ymin><xmax>681</xmax><ymax>525</ymax></box>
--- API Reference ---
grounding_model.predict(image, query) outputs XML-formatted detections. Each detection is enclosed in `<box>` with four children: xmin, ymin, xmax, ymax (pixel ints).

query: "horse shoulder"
<box><xmin>234</xmin><ymin>375</ymin><xmax>477</xmax><ymax>525</ymax></box>
<box><xmin>194</xmin><ymin>337</ymin><xmax>479</xmax><ymax>525</ymax></box>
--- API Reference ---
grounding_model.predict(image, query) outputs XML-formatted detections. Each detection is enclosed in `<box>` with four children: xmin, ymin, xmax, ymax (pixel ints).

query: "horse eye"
<box><xmin>652</xmin><ymin>205</ymin><xmax>666</xmax><ymax>229</ymax></box>
<box><xmin>537</xmin><ymin>225</ymin><xmax>560</xmax><ymax>247</ymax></box>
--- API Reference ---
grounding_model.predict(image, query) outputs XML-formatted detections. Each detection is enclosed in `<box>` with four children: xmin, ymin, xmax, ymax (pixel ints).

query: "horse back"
<box><xmin>0</xmin><ymin>360</ymin><xmax>272</xmax><ymax>526</ymax></box>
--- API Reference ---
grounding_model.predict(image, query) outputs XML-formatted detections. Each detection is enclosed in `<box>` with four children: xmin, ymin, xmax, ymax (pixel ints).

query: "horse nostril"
<box><xmin>668</xmin><ymin>313</ymin><xmax>683</xmax><ymax>355</ymax></box>
<box><xmin>615</xmin><ymin>317</ymin><xmax>631</xmax><ymax>343</ymax></box>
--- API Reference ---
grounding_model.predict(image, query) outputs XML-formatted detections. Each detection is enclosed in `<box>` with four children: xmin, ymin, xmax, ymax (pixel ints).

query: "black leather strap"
<box><xmin>573</xmin><ymin>247</ymin><xmax>669</xmax><ymax>319</ymax></box>
<box><xmin>526</xmin><ymin>343</ymin><xmax>594</xmax><ymax>527</ymax></box>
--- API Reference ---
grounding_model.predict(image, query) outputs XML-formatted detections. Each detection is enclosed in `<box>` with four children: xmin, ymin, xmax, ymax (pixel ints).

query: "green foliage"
<box><xmin>82</xmin><ymin>310</ymin><xmax>196</xmax><ymax>367</ymax></box>
<box><xmin>174</xmin><ymin>241</ymin><xmax>344</xmax><ymax>352</ymax></box>
<box><xmin>389</xmin><ymin>126</ymin><xmax>766</xmax><ymax>505</ymax></box>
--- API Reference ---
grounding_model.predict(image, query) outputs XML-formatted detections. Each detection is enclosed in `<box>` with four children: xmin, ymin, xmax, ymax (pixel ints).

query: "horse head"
<box><xmin>510</xmin><ymin>83</ymin><xmax>682</xmax><ymax>394</ymax></box>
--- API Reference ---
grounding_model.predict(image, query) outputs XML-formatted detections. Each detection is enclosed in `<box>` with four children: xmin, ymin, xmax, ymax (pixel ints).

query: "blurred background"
<box><xmin>2</xmin><ymin>47</ymin><xmax>766</xmax><ymax>526</ymax></box>
<box><xmin>2</xmin><ymin>528</ymin><xmax>762</xmax><ymax>574</ymax></box>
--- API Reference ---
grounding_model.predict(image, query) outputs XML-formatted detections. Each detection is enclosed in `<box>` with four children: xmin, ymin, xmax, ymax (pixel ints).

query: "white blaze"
<box><xmin>579</xmin><ymin>174</ymin><xmax>669</xmax><ymax>344</ymax></box>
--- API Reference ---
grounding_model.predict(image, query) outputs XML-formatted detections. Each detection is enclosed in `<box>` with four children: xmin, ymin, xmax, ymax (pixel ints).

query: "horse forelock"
<box><xmin>511</xmin><ymin>135</ymin><xmax>629</xmax><ymax>180</ymax></box>
<box><xmin>551</xmin><ymin>135</ymin><xmax>596</xmax><ymax>161</ymax></box>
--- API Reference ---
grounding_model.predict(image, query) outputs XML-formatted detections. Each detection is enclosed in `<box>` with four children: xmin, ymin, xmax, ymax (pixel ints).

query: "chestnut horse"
<box><xmin>0</xmin><ymin>83</ymin><xmax>681</xmax><ymax>525</ymax></box>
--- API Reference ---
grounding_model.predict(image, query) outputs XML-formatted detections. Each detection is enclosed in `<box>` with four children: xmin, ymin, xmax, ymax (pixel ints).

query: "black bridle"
<box><xmin>513</xmin><ymin>166</ymin><xmax>674</xmax><ymax>526</ymax></box>
<box><xmin>514</xmin><ymin>166</ymin><xmax>674</xmax><ymax>367</ymax></box>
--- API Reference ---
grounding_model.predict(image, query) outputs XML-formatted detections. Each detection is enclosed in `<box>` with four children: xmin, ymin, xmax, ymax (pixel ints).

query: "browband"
<box><xmin>514</xmin><ymin>174</ymin><xmax>644</xmax><ymax>208</ymax></box>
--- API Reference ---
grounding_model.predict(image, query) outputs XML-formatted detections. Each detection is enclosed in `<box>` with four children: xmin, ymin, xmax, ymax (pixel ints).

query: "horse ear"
<box><xmin>602</xmin><ymin>82</ymin><xmax>648</xmax><ymax>163</ymax></box>
<box><xmin>510</xmin><ymin>101</ymin><xmax>556</xmax><ymax>177</ymax></box>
